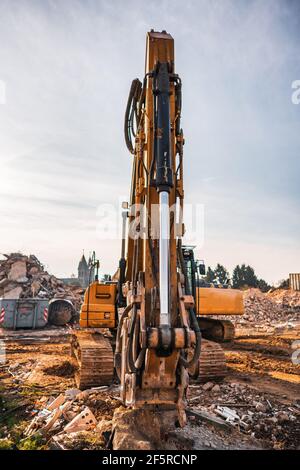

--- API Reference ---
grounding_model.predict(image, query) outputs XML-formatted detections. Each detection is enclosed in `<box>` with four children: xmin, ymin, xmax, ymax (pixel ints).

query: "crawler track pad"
<box><xmin>71</xmin><ymin>331</ymin><xmax>114</xmax><ymax>390</ymax></box>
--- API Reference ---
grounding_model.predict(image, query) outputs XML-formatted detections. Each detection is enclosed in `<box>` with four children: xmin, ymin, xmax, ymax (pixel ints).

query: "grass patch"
<box><xmin>18</xmin><ymin>433</ymin><xmax>46</xmax><ymax>450</ymax></box>
<box><xmin>0</xmin><ymin>438</ymin><xmax>15</xmax><ymax>450</ymax></box>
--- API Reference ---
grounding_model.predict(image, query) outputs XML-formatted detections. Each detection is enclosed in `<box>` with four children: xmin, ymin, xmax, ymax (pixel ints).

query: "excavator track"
<box><xmin>189</xmin><ymin>339</ymin><xmax>226</xmax><ymax>382</ymax></box>
<box><xmin>218</xmin><ymin>320</ymin><xmax>235</xmax><ymax>342</ymax></box>
<box><xmin>71</xmin><ymin>331</ymin><xmax>114</xmax><ymax>390</ymax></box>
<box><xmin>198</xmin><ymin>318</ymin><xmax>235</xmax><ymax>343</ymax></box>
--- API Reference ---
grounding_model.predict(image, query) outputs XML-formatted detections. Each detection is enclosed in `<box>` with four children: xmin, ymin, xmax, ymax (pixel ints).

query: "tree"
<box><xmin>257</xmin><ymin>278</ymin><xmax>271</xmax><ymax>292</ymax></box>
<box><xmin>232</xmin><ymin>264</ymin><xmax>270</xmax><ymax>290</ymax></box>
<box><xmin>244</xmin><ymin>265</ymin><xmax>258</xmax><ymax>288</ymax></box>
<box><xmin>232</xmin><ymin>264</ymin><xmax>257</xmax><ymax>288</ymax></box>
<box><xmin>278</xmin><ymin>278</ymin><xmax>289</xmax><ymax>289</ymax></box>
<box><xmin>214</xmin><ymin>263</ymin><xmax>229</xmax><ymax>285</ymax></box>
<box><xmin>232</xmin><ymin>264</ymin><xmax>243</xmax><ymax>288</ymax></box>
<box><xmin>205</xmin><ymin>266</ymin><xmax>215</xmax><ymax>283</ymax></box>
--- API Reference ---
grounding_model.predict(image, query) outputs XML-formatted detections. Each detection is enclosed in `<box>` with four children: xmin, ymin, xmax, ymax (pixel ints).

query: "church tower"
<box><xmin>78</xmin><ymin>253</ymin><xmax>89</xmax><ymax>288</ymax></box>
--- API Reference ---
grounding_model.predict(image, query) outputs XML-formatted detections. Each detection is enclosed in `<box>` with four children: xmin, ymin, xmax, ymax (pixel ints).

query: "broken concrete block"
<box><xmin>29</xmin><ymin>266</ymin><xmax>39</xmax><ymax>275</ymax></box>
<box><xmin>3</xmin><ymin>286</ymin><xmax>23</xmax><ymax>299</ymax></box>
<box><xmin>8</xmin><ymin>261</ymin><xmax>27</xmax><ymax>282</ymax></box>
<box><xmin>96</xmin><ymin>419</ymin><xmax>113</xmax><ymax>435</ymax></box>
<box><xmin>64</xmin><ymin>407</ymin><xmax>97</xmax><ymax>433</ymax></box>
<box><xmin>65</xmin><ymin>388</ymin><xmax>81</xmax><ymax>400</ymax></box>
<box><xmin>255</xmin><ymin>402</ymin><xmax>267</xmax><ymax>413</ymax></box>
<box><xmin>276</xmin><ymin>411</ymin><xmax>290</xmax><ymax>423</ymax></box>
<box><xmin>112</xmin><ymin>406</ymin><xmax>177</xmax><ymax>450</ymax></box>
<box><xmin>202</xmin><ymin>381</ymin><xmax>214</xmax><ymax>391</ymax></box>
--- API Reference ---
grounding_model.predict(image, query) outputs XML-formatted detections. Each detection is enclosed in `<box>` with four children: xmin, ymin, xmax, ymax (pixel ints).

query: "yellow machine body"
<box><xmin>79</xmin><ymin>282</ymin><xmax>117</xmax><ymax>328</ymax></box>
<box><xmin>196</xmin><ymin>287</ymin><xmax>244</xmax><ymax>316</ymax></box>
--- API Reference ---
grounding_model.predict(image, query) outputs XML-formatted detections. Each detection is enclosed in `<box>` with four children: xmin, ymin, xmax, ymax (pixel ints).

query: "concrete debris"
<box><xmin>112</xmin><ymin>407</ymin><xmax>178</xmax><ymax>450</ymax></box>
<box><xmin>7</xmin><ymin>260</ymin><xmax>27</xmax><ymax>283</ymax></box>
<box><xmin>202</xmin><ymin>381</ymin><xmax>214</xmax><ymax>391</ymax></box>
<box><xmin>214</xmin><ymin>288</ymin><xmax>300</xmax><ymax>330</ymax></box>
<box><xmin>186</xmin><ymin>408</ymin><xmax>232</xmax><ymax>432</ymax></box>
<box><xmin>267</xmin><ymin>289</ymin><xmax>300</xmax><ymax>310</ymax></box>
<box><xmin>187</xmin><ymin>380</ymin><xmax>299</xmax><ymax>449</ymax></box>
<box><xmin>215</xmin><ymin>406</ymin><xmax>248</xmax><ymax>428</ymax></box>
<box><xmin>3</xmin><ymin>286</ymin><xmax>23</xmax><ymax>300</ymax></box>
<box><xmin>64</xmin><ymin>407</ymin><xmax>97</xmax><ymax>433</ymax></box>
<box><xmin>0</xmin><ymin>252</ymin><xmax>83</xmax><ymax>313</ymax></box>
<box><xmin>22</xmin><ymin>385</ymin><xmax>120</xmax><ymax>448</ymax></box>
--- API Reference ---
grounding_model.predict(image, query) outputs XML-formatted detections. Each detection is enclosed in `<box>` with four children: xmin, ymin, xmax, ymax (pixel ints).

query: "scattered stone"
<box><xmin>96</xmin><ymin>419</ymin><xmax>113</xmax><ymax>435</ymax></box>
<box><xmin>275</xmin><ymin>411</ymin><xmax>290</xmax><ymax>424</ymax></box>
<box><xmin>255</xmin><ymin>402</ymin><xmax>267</xmax><ymax>413</ymax></box>
<box><xmin>65</xmin><ymin>388</ymin><xmax>81</xmax><ymax>400</ymax></box>
<box><xmin>202</xmin><ymin>382</ymin><xmax>214</xmax><ymax>391</ymax></box>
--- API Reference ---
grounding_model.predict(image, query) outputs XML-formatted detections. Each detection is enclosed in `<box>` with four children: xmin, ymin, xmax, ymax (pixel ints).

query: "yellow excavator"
<box><xmin>71</xmin><ymin>31</ymin><xmax>243</xmax><ymax>421</ymax></box>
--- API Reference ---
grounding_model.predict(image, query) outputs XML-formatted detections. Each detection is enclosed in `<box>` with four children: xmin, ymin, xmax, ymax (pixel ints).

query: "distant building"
<box><xmin>60</xmin><ymin>253</ymin><xmax>94</xmax><ymax>289</ymax></box>
<box><xmin>289</xmin><ymin>273</ymin><xmax>300</xmax><ymax>291</ymax></box>
<box><xmin>78</xmin><ymin>254</ymin><xmax>89</xmax><ymax>288</ymax></box>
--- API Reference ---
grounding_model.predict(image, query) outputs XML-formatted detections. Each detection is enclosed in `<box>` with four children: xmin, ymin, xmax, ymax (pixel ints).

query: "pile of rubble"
<box><xmin>266</xmin><ymin>288</ymin><xmax>300</xmax><ymax>310</ymax></box>
<box><xmin>187</xmin><ymin>381</ymin><xmax>300</xmax><ymax>449</ymax></box>
<box><xmin>243</xmin><ymin>289</ymin><xmax>290</xmax><ymax>324</ymax></box>
<box><xmin>0</xmin><ymin>253</ymin><xmax>83</xmax><ymax>311</ymax></box>
<box><xmin>215</xmin><ymin>288</ymin><xmax>299</xmax><ymax>328</ymax></box>
<box><xmin>22</xmin><ymin>386</ymin><xmax>120</xmax><ymax>450</ymax></box>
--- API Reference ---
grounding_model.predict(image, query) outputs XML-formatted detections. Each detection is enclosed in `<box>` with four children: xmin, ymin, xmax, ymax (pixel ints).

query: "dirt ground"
<box><xmin>0</xmin><ymin>326</ymin><xmax>299</xmax><ymax>450</ymax></box>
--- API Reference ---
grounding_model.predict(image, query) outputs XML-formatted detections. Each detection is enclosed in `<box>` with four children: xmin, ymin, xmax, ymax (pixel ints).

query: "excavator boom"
<box><xmin>118</xmin><ymin>30</ymin><xmax>200</xmax><ymax>416</ymax></box>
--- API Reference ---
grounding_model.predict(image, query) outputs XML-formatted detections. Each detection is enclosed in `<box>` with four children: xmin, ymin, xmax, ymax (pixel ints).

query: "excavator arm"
<box><xmin>115</xmin><ymin>30</ymin><xmax>201</xmax><ymax>419</ymax></box>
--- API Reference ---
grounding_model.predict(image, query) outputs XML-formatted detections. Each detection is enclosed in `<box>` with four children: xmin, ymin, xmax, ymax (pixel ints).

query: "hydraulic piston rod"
<box><xmin>159</xmin><ymin>191</ymin><xmax>170</xmax><ymax>325</ymax></box>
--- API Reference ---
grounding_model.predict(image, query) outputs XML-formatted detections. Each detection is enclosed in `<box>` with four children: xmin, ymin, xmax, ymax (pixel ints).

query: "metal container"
<box><xmin>0</xmin><ymin>298</ymin><xmax>49</xmax><ymax>330</ymax></box>
<box><xmin>289</xmin><ymin>273</ymin><xmax>300</xmax><ymax>291</ymax></box>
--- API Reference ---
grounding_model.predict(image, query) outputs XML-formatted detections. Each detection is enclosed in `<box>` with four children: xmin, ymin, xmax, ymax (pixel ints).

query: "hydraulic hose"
<box><xmin>124</xmin><ymin>78</ymin><xmax>142</xmax><ymax>154</ymax></box>
<box><xmin>127</xmin><ymin>304</ymin><xmax>139</xmax><ymax>373</ymax></box>
<box><xmin>127</xmin><ymin>304</ymin><xmax>146</xmax><ymax>373</ymax></box>
<box><xmin>114</xmin><ymin>303</ymin><xmax>133</xmax><ymax>379</ymax></box>
<box><xmin>177</xmin><ymin>239</ymin><xmax>202</xmax><ymax>368</ymax></box>
<box><xmin>178</xmin><ymin>308</ymin><xmax>201</xmax><ymax>369</ymax></box>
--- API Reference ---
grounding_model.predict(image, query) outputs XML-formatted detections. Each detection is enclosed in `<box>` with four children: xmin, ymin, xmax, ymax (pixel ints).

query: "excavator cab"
<box><xmin>181</xmin><ymin>246</ymin><xmax>198</xmax><ymax>299</ymax></box>
<box><xmin>181</xmin><ymin>245</ymin><xmax>243</xmax><ymax>343</ymax></box>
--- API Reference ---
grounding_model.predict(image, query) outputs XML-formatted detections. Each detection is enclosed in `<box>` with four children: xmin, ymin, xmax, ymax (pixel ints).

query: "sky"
<box><xmin>0</xmin><ymin>0</ymin><xmax>299</xmax><ymax>284</ymax></box>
